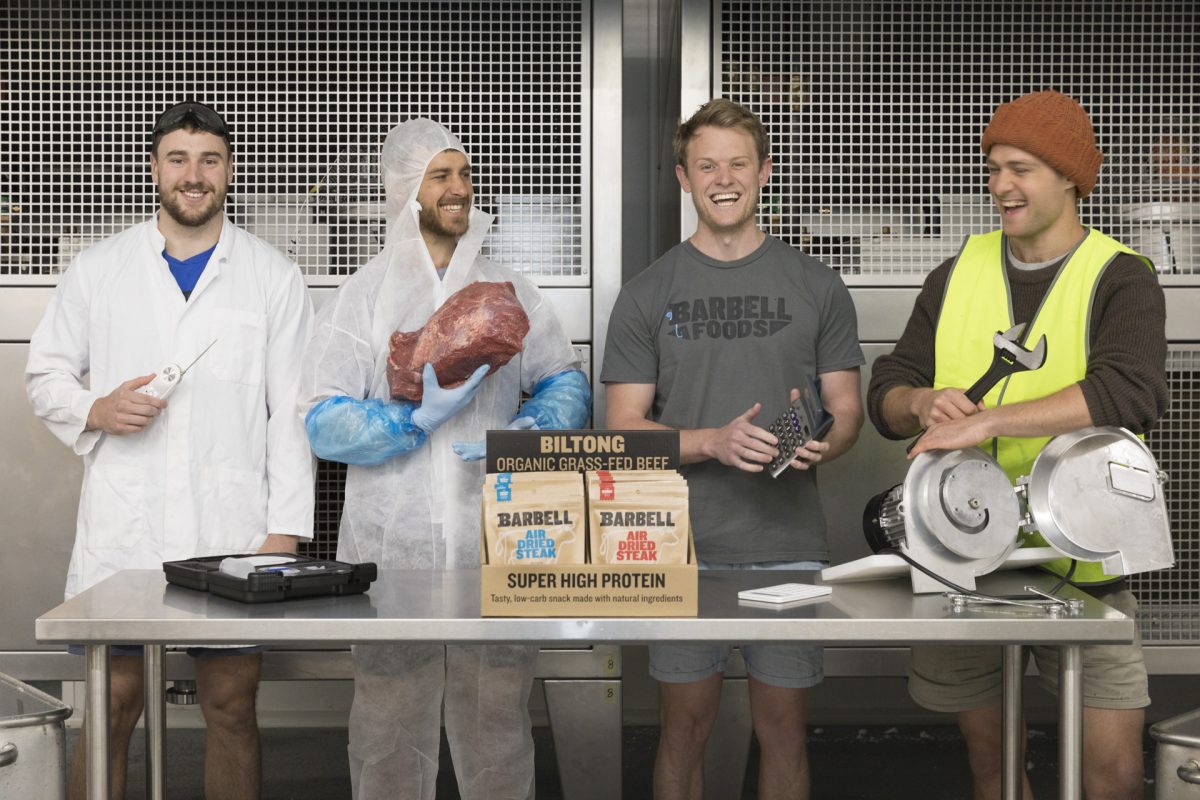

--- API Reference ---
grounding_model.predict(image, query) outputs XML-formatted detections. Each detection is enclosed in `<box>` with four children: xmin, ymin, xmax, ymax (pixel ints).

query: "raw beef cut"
<box><xmin>387</xmin><ymin>280</ymin><xmax>530</xmax><ymax>401</ymax></box>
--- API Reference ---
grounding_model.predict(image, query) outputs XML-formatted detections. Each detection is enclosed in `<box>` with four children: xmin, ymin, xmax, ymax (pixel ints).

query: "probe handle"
<box><xmin>136</xmin><ymin>364</ymin><xmax>183</xmax><ymax>399</ymax></box>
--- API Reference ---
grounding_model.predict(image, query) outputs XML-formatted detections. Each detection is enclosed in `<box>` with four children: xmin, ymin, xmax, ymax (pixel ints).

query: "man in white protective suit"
<box><xmin>25</xmin><ymin>101</ymin><xmax>315</xmax><ymax>800</ymax></box>
<box><xmin>300</xmin><ymin>118</ymin><xmax>591</xmax><ymax>800</ymax></box>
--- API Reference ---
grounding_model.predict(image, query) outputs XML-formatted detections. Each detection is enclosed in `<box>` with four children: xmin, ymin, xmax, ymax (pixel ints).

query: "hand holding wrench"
<box><xmin>905</xmin><ymin>323</ymin><xmax>1047</xmax><ymax>454</ymax></box>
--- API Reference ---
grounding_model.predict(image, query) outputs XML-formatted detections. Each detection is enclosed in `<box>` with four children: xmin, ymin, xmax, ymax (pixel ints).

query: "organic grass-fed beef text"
<box><xmin>387</xmin><ymin>280</ymin><xmax>530</xmax><ymax>401</ymax></box>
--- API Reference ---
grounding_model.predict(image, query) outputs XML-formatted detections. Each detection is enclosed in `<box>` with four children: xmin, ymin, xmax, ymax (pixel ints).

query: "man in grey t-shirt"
<box><xmin>601</xmin><ymin>99</ymin><xmax>864</xmax><ymax>800</ymax></box>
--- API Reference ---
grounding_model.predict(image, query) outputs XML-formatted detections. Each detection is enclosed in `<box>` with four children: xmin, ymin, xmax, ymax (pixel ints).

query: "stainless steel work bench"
<box><xmin>37</xmin><ymin>569</ymin><xmax>1133</xmax><ymax>800</ymax></box>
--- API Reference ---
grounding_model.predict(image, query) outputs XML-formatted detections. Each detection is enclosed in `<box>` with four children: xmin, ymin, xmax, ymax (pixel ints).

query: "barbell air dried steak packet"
<box><xmin>486</xmin><ymin>470</ymin><xmax>586</xmax><ymax>489</ymax></box>
<box><xmin>483</xmin><ymin>476</ymin><xmax>586</xmax><ymax>565</ymax></box>
<box><xmin>485</xmin><ymin>471</ymin><xmax>585</xmax><ymax>504</ymax></box>
<box><xmin>588</xmin><ymin>498</ymin><xmax>690</xmax><ymax>565</ymax></box>
<box><xmin>586</xmin><ymin>471</ymin><xmax>687</xmax><ymax>503</ymax></box>
<box><xmin>587</xmin><ymin>469</ymin><xmax>681</xmax><ymax>483</ymax></box>
<box><xmin>587</xmin><ymin>470</ymin><xmax>690</xmax><ymax>565</ymax></box>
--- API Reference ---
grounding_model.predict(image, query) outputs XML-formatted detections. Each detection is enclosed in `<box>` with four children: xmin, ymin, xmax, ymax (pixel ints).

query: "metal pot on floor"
<box><xmin>1150</xmin><ymin>707</ymin><xmax>1200</xmax><ymax>798</ymax></box>
<box><xmin>0</xmin><ymin>672</ymin><xmax>73</xmax><ymax>800</ymax></box>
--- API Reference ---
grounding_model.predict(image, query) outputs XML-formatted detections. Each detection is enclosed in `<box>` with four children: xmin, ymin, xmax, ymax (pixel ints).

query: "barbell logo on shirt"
<box><xmin>664</xmin><ymin>296</ymin><xmax>792</xmax><ymax>340</ymax></box>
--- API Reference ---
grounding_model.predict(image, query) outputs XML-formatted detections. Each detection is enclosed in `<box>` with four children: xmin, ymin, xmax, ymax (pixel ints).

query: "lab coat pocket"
<box><xmin>210</xmin><ymin>465</ymin><xmax>268</xmax><ymax>552</ymax></box>
<box><xmin>80</xmin><ymin>463</ymin><xmax>149</xmax><ymax>550</ymax></box>
<box><xmin>209</xmin><ymin>309</ymin><xmax>268</xmax><ymax>386</ymax></box>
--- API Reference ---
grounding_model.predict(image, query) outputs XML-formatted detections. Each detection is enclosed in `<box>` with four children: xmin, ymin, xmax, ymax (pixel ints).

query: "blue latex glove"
<box><xmin>410</xmin><ymin>363</ymin><xmax>490</xmax><ymax>434</ymax></box>
<box><xmin>452</xmin><ymin>416</ymin><xmax>539</xmax><ymax>462</ymax></box>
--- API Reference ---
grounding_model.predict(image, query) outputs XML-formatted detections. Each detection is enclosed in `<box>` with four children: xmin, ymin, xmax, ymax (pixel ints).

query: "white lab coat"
<box><xmin>26</xmin><ymin>216</ymin><xmax>315</xmax><ymax>599</ymax></box>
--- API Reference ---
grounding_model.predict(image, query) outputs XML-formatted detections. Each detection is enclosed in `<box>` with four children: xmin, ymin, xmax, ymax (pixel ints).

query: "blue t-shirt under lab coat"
<box><xmin>163</xmin><ymin>243</ymin><xmax>217</xmax><ymax>299</ymax></box>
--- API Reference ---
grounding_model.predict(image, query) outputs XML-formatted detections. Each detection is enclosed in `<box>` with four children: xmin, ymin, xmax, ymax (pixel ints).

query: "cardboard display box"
<box><xmin>480</xmin><ymin>429</ymin><xmax>698</xmax><ymax>617</ymax></box>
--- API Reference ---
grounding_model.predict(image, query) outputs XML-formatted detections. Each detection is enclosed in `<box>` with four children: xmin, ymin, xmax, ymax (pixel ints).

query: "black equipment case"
<box><xmin>164</xmin><ymin>553</ymin><xmax>377</xmax><ymax>603</ymax></box>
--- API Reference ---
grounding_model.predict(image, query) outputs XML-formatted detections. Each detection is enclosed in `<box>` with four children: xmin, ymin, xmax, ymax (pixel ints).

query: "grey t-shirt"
<box><xmin>601</xmin><ymin>235</ymin><xmax>864</xmax><ymax>563</ymax></box>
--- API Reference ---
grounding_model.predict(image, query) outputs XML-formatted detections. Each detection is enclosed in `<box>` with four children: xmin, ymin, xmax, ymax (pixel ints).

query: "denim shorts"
<box><xmin>68</xmin><ymin>644</ymin><xmax>266</xmax><ymax>659</ymax></box>
<box><xmin>648</xmin><ymin>560</ymin><xmax>826</xmax><ymax>690</ymax></box>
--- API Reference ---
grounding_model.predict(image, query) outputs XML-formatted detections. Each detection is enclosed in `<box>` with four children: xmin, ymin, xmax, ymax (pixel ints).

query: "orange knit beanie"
<box><xmin>981</xmin><ymin>90</ymin><xmax>1104</xmax><ymax>197</ymax></box>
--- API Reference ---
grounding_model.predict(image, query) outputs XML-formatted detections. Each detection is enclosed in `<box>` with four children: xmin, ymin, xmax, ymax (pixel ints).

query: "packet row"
<box><xmin>481</xmin><ymin>470</ymin><xmax>689</xmax><ymax>566</ymax></box>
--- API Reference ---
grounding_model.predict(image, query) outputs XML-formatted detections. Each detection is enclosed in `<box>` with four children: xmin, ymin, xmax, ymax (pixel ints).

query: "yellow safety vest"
<box><xmin>933</xmin><ymin>228</ymin><xmax>1151</xmax><ymax>583</ymax></box>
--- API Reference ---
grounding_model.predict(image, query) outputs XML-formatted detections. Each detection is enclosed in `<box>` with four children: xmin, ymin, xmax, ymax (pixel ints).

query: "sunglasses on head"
<box><xmin>153</xmin><ymin>102</ymin><xmax>230</xmax><ymax>137</ymax></box>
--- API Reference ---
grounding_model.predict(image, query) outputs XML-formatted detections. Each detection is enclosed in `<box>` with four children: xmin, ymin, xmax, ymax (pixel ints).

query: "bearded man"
<box><xmin>26</xmin><ymin>100</ymin><xmax>315</xmax><ymax>799</ymax></box>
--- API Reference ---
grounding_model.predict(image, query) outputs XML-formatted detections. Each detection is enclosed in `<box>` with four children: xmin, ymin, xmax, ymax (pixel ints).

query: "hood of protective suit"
<box><xmin>381</xmin><ymin>118</ymin><xmax>491</xmax><ymax>262</ymax></box>
<box><xmin>371</xmin><ymin>117</ymin><xmax>498</xmax><ymax>364</ymax></box>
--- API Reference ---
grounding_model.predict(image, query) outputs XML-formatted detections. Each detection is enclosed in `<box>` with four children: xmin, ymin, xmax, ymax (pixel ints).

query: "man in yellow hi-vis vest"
<box><xmin>868</xmin><ymin>90</ymin><xmax>1168</xmax><ymax>799</ymax></box>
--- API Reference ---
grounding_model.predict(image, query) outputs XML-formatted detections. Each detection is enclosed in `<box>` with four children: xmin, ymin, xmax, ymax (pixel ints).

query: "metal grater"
<box><xmin>767</xmin><ymin>378</ymin><xmax>835</xmax><ymax>478</ymax></box>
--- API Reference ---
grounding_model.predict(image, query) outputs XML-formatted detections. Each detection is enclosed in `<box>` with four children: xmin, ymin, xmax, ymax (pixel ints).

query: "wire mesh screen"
<box><xmin>0</xmin><ymin>1</ymin><xmax>589</xmax><ymax>286</ymax></box>
<box><xmin>302</xmin><ymin>459</ymin><xmax>347</xmax><ymax>562</ymax></box>
<box><xmin>716</xmin><ymin>1</ymin><xmax>1199</xmax><ymax>281</ymax></box>
<box><xmin>1136</xmin><ymin>348</ymin><xmax>1200</xmax><ymax>643</ymax></box>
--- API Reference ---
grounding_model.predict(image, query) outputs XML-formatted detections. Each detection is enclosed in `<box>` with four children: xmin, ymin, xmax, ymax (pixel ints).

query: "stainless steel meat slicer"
<box><xmin>822</xmin><ymin>427</ymin><xmax>1174</xmax><ymax>595</ymax></box>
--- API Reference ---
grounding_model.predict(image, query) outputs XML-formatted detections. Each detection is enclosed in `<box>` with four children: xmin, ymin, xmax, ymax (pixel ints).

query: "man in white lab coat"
<box><xmin>25</xmin><ymin>101</ymin><xmax>315</xmax><ymax>800</ymax></box>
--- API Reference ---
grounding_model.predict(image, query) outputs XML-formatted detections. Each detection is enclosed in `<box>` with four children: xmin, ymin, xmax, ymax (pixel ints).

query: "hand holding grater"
<box><xmin>766</xmin><ymin>378</ymin><xmax>835</xmax><ymax>478</ymax></box>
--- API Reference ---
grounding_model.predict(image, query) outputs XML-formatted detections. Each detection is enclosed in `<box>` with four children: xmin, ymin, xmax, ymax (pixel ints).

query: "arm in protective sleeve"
<box><xmin>305</xmin><ymin>395</ymin><xmax>428</xmax><ymax>466</ymax></box>
<box><xmin>449</xmin><ymin>370</ymin><xmax>590</xmax><ymax>463</ymax></box>
<box><xmin>517</xmin><ymin>369</ymin><xmax>591</xmax><ymax>430</ymax></box>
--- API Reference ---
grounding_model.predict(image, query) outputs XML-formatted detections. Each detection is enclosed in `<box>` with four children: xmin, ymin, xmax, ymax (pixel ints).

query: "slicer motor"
<box><xmin>863</xmin><ymin>448</ymin><xmax>1022</xmax><ymax>593</ymax></box>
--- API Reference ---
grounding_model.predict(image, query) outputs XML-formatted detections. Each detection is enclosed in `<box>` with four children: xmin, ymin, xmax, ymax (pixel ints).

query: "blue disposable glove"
<box><xmin>410</xmin><ymin>363</ymin><xmax>490</xmax><ymax>434</ymax></box>
<box><xmin>452</xmin><ymin>416</ymin><xmax>539</xmax><ymax>462</ymax></box>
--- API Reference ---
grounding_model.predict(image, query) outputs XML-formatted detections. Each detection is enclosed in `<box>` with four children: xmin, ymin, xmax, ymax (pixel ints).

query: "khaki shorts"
<box><xmin>908</xmin><ymin>588</ymin><xmax>1149</xmax><ymax>712</ymax></box>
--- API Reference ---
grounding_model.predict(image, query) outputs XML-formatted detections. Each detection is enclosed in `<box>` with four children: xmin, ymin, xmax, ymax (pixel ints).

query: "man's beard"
<box><xmin>419</xmin><ymin>200</ymin><xmax>471</xmax><ymax>239</ymax></box>
<box><xmin>160</xmin><ymin>183</ymin><xmax>226</xmax><ymax>228</ymax></box>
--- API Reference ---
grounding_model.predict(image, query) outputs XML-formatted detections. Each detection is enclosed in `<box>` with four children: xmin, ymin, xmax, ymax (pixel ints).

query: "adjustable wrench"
<box><xmin>906</xmin><ymin>323</ymin><xmax>1048</xmax><ymax>453</ymax></box>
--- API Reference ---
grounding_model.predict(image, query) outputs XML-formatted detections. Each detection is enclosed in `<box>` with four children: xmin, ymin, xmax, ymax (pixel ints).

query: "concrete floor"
<box><xmin>67</xmin><ymin>723</ymin><xmax>1160</xmax><ymax>799</ymax></box>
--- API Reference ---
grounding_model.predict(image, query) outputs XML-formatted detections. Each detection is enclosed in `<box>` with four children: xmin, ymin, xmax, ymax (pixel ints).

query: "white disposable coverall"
<box><xmin>26</xmin><ymin>217</ymin><xmax>315</xmax><ymax>599</ymax></box>
<box><xmin>300</xmin><ymin>119</ymin><xmax>580</xmax><ymax>800</ymax></box>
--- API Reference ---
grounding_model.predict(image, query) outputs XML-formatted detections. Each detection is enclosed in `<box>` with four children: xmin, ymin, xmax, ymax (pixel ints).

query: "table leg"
<box><xmin>1058</xmin><ymin>644</ymin><xmax>1084</xmax><ymax>800</ymax></box>
<box><xmin>144</xmin><ymin>645</ymin><xmax>165</xmax><ymax>800</ymax></box>
<box><xmin>703</xmin><ymin>677</ymin><xmax>752</xmax><ymax>800</ymax></box>
<box><xmin>1001</xmin><ymin>644</ymin><xmax>1023</xmax><ymax>800</ymax></box>
<box><xmin>85</xmin><ymin>645</ymin><xmax>109</xmax><ymax>800</ymax></box>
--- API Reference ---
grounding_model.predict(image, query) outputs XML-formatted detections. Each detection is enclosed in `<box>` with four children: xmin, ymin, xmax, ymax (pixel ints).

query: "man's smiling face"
<box><xmin>151</xmin><ymin>127</ymin><xmax>232</xmax><ymax>228</ymax></box>
<box><xmin>987</xmin><ymin>143</ymin><xmax>1076</xmax><ymax>244</ymax></box>
<box><xmin>417</xmin><ymin>148</ymin><xmax>473</xmax><ymax>240</ymax></box>
<box><xmin>676</xmin><ymin>125</ymin><xmax>771</xmax><ymax>238</ymax></box>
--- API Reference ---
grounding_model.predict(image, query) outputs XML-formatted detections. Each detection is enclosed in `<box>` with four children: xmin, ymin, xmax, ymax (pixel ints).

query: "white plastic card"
<box><xmin>737</xmin><ymin>582</ymin><xmax>832</xmax><ymax>605</ymax></box>
<box><xmin>218</xmin><ymin>554</ymin><xmax>298</xmax><ymax>579</ymax></box>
